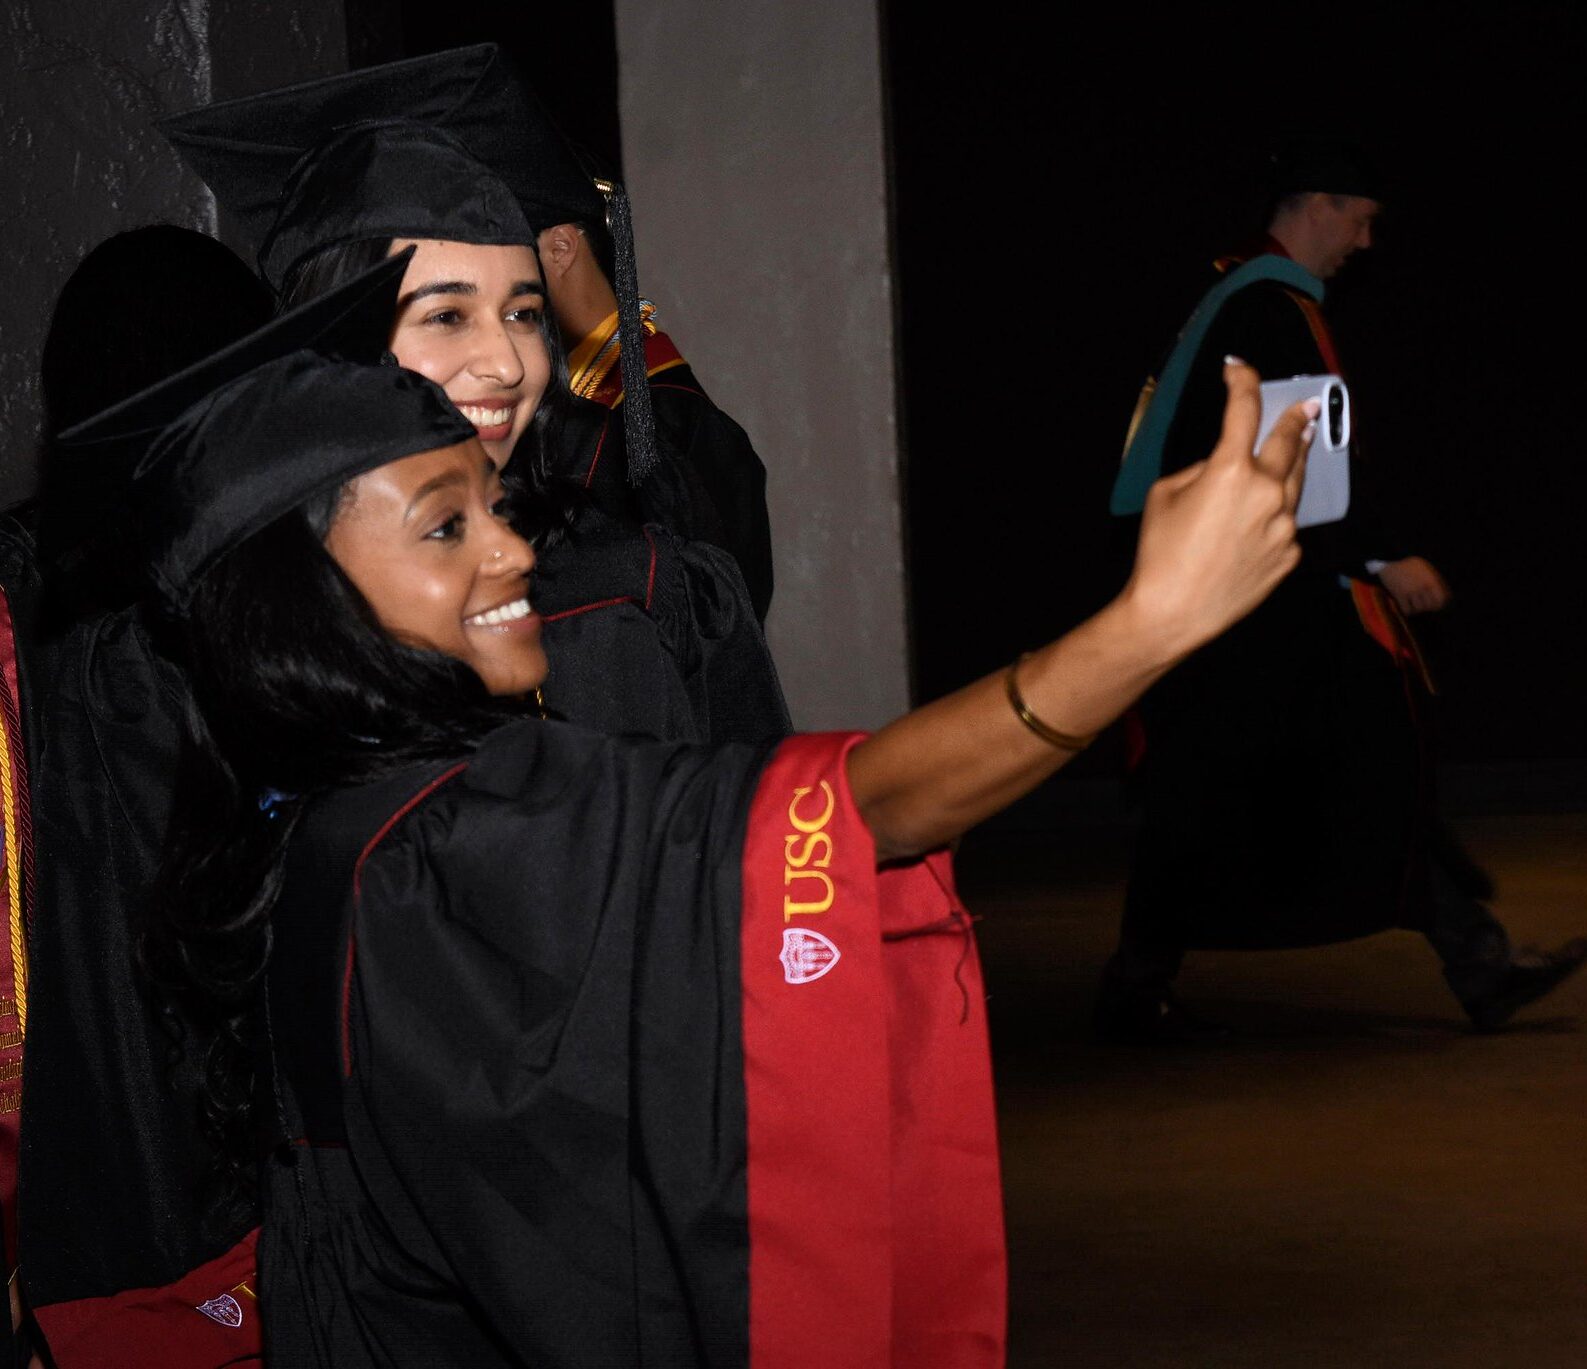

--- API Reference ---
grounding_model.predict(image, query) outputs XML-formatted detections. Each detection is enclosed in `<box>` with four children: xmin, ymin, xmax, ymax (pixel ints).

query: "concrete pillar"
<box><xmin>0</xmin><ymin>0</ymin><xmax>345</xmax><ymax>506</ymax></box>
<box><xmin>613</xmin><ymin>1</ymin><xmax>908</xmax><ymax>730</ymax></box>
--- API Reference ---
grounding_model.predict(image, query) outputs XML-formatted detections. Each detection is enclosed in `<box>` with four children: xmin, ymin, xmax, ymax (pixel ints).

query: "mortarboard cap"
<box><xmin>158</xmin><ymin>44</ymin><xmax>605</xmax><ymax>292</ymax></box>
<box><xmin>1268</xmin><ymin>134</ymin><xmax>1384</xmax><ymax>201</ymax></box>
<box><xmin>160</xmin><ymin>43</ymin><xmax>660</xmax><ymax>487</ymax></box>
<box><xmin>57</xmin><ymin>250</ymin><xmax>476</xmax><ymax>610</ymax></box>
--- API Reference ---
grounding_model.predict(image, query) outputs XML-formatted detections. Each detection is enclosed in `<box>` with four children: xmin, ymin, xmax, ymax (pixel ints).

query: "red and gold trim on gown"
<box><xmin>566</xmin><ymin>304</ymin><xmax>690</xmax><ymax>409</ymax></box>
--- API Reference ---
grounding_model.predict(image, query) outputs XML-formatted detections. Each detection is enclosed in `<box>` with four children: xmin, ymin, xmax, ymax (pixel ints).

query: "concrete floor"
<box><xmin>962</xmin><ymin>814</ymin><xmax>1587</xmax><ymax>1369</ymax></box>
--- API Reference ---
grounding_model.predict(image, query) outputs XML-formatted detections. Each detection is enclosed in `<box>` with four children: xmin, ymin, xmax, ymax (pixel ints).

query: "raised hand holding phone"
<box><xmin>849</xmin><ymin>360</ymin><xmax>1313</xmax><ymax>860</ymax></box>
<box><xmin>1257</xmin><ymin>373</ymin><xmax>1350</xmax><ymax>527</ymax></box>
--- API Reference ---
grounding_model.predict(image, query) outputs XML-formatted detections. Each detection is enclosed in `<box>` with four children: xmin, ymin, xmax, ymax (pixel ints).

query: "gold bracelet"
<box><xmin>1005</xmin><ymin>653</ymin><xmax>1096</xmax><ymax>752</ymax></box>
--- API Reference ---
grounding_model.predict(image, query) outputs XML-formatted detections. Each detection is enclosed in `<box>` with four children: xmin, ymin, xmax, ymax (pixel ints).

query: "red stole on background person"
<box><xmin>739</xmin><ymin>732</ymin><xmax>1007</xmax><ymax>1368</ymax></box>
<box><xmin>1224</xmin><ymin>237</ymin><xmax>1431</xmax><ymax>683</ymax></box>
<box><xmin>567</xmin><ymin>306</ymin><xmax>689</xmax><ymax>408</ymax></box>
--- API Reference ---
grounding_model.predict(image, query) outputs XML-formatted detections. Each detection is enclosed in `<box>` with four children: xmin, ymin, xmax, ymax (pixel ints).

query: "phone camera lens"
<box><xmin>1328</xmin><ymin>386</ymin><xmax>1345</xmax><ymax>446</ymax></box>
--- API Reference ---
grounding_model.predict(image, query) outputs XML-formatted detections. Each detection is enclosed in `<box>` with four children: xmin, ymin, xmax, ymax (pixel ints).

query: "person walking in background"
<box><xmin>1098</xmin><ymin>136</ymin><xmax>1586</xmax><ymax>1044</ymax></box>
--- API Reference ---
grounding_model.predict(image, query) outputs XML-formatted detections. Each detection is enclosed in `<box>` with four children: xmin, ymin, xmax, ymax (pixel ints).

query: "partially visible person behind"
<box><xmin>1099</xmin><ymin>136</ymin><xmax>1585</xmax><ymax>1043</ymax></box>
<box><xmin>538</xmin><ymin>211</ymin><xmax>775</xmax><ymax>621</ymax></box>
<box><xmin>17</xmin><ymin>225</ymin><xmax>274</xmax><ymax>1368</ymax></box>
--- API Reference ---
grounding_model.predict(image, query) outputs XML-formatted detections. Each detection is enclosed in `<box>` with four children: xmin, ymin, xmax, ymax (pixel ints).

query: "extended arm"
<box><xmin>849</xmin><ymin>362</ymin><xmax>1312</xmax><ymax>861</ymax></box>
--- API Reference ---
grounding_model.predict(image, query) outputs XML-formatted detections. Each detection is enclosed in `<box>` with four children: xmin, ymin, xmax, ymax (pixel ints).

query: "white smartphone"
<box><xmin>1256</xmin><ymin>374</ymin><xmax>1350</xmax><ymax>528</ymax></box>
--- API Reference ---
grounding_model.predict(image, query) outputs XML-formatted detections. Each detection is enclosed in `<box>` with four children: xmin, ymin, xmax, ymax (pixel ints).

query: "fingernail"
<box><xmin>1302</xmin><ymin>397</ymin><xmax>1322</xmax><ymax>419</ymax></box>
<box><xmin>1301</xmin><ymin>420</ymin><xmax>1317</xmax><ymax>443</ymax></box>
<box><xmin>1224</xmin><ymin>354</ymin><xmax>1246</xmax><ymax>367</ymax></box>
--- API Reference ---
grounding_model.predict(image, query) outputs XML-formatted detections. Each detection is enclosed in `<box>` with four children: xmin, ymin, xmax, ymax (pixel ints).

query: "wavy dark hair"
<box><xmin>145</xmin><ymin>488</ymin><xmax>529</xmax><ymax>1178</ymax></box>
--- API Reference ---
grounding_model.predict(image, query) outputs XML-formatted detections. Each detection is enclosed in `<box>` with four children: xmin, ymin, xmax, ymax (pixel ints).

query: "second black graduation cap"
<box><xmin>1269</xmin><ymin>134</ymin><xmax>1385</xmax><ymax>202</ymax></box>
<box><xmin>159</xmin><ymin>43</ymin><xmax>660</xmax><ymax>486</ymax></box>
<box><xmin>57</xmin><ymin>250</ymin><xmax>476</xmax><ymax>610</ymax></box>
<box><xmin>158</xmin><ymin>44</ymin><xmax>606</xmax><ymax>292</ymax></box>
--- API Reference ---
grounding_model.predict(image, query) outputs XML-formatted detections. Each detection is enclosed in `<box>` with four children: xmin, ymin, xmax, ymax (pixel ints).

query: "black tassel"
<box><xmin>604</xmin><ymin>183</ymin><xmax>660</xmax><ymax>488</ymax></box>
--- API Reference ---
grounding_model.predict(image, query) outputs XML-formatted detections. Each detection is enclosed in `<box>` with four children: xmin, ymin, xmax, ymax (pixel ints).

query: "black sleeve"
<box><xmin>648</xmin><ymin>370</ymin><xmax>775</xmax><ymax>624</ymax></box>
<box><xmin>533</xmin><ymin>506</ymin><xmax>789</xmax><ymax>745</ymax></box>
<box><xmin>647</xmin><ymin>525</ymin><xmax>791</xmax><ymax>743</ymax></box>
<box><xmin>21</xmin><ymin>610</ymin><xmax>253</xmax><ymax>1308</ymax></box>
<box><xmin>562</xmin><ymin>380</ymin><xmax>776</xmax><ymax>625</ymax></box>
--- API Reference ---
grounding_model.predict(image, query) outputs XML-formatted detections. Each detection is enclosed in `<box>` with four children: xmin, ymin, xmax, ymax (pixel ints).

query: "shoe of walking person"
<box><xmin>1458</xmin><ymin>937</ymin><xmax>1587</xmax><ymax>1032</ymax></box>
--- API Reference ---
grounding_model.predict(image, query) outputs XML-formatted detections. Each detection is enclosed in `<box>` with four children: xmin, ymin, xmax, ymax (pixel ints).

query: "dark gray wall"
<box><xmin>0</xmin><ymin>0</ymin><xmax>345</xmax><ymax>507</ymax></box>
<box><xmin>613</xmin><ymin>1</ymin><xmax>908</xmax><ymax>730</ymax></box>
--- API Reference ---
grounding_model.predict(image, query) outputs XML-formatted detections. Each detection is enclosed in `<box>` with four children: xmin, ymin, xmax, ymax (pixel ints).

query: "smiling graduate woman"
<box><xmin>159</xmin><ymin>44</ymin><xmax>789</xmax><ymax>748</ymax></box>
<box><xmin>378</xmin><ymin>237</ymin><xmax>552</xmax><ymax>473</ymax></box>
<box><xmin>53</xmin><ymin>251</ymin><xmax>1309</xmax><ymax>1369</ymax></box>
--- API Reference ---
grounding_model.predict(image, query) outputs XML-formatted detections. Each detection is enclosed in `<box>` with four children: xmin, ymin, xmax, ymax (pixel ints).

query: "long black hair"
<box><xmin>145</xmin><ymin>488</ymin><xmax>527</xmax><ymax>1175</ymax></box>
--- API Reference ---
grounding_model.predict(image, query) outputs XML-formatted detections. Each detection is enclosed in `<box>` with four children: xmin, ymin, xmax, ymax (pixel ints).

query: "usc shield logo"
<box><xmin>194</xmin><ymin>1293</ymin><xmax>245</xmax><ymax>1328</ymax></box>
<box><xmin>781</xmin><ymin>927</ymin><xmax>841</xmax><ymax>984</ymax></box>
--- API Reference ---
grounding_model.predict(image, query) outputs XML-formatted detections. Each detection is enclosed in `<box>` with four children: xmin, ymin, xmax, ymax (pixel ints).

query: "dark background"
<box><xmin>890</xmin><ymin>3</ymin><xmax>1587</xmax><ymax>782</ymax></box>
<box><xmin>367</xmin><ymin>2</ymin><xmax>1587</xmax><ymax>782</ymax></box>
<box><xmin>351</xmin><ymin>0</ymin><xmax>623</xmax><ymax>173</ymax></box>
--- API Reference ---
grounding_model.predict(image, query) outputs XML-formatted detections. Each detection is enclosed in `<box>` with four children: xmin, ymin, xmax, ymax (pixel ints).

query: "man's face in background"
<box><xmin>1310</xmin><ymin>193</ymin><xmax>1382</xmax><ymax>278</ymax></box>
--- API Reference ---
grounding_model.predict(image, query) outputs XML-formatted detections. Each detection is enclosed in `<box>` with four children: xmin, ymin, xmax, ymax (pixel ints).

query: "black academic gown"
<box><xmin>572</xmin><ymin>329</ymin><xmax>774</xmax><ymax>622</ymax></box>
<box><xmin>260</xmin><ymin>722</ymin><xmax>1006</xmax><ymax>1369</ymax></box>
<box><xmin>1126</xmin><ymin>269</ymin><xmax>1426</xmax><ymax>949</ymax></box>
<box><xmin>534</xmin><ymin>397</ymin><xmax>789</xmax><ymax>744</ymax></box>
<box><xmin>21</xmin><ymin>604</ymin><xmax>209</xmax><ymax>1290</ymax></box>
<box><xmin>19</xmin><ymin>594</ymin><xmax>263</xmax><ymax>1365</ymax></box>
<box><xmin>644</xmin><ymin>357</ymin><xmax>774</xmax><ymax>623</ymax></box>
<box><xmin>18</xmin><ymin>394</ymin><xmax>784</xmax><ymax>1364</ymax></box>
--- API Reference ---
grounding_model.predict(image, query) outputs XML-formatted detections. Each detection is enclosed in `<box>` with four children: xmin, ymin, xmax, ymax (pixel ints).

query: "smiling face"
<box><xmin>387</xmin><ymin>239</ymin><xmax>552</xmax><ymax>469</ymax></box>
<box><xmin>1306</xmin><ymin>193</ymin><xmax>1381</xmax><ymax>279</ymax></box>
<box><xmin>323</xmin><ymin>438</ymin><xmax>548</xmax><ymax>698</ymax></box>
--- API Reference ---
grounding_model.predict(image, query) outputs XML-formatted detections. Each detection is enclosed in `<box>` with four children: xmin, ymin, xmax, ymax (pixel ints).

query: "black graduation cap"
<box><xmin>158</xmin><ymin>43</ymin><xmax>660</xmax><ymax>487</ymax></box>
<box><xmin>159</xmin><ymin>44</ymin><xmax>602</xmax><ymax>289</ymax></box>
<box><xmin>57</xmin><ymin>250</ymin><xmax>475</xmax><ymax>611</ymax></box>
<box><xmin>1268</xmin><ymin>134</ymin><xmax>1384</xmax><ymax>201</ymax></box>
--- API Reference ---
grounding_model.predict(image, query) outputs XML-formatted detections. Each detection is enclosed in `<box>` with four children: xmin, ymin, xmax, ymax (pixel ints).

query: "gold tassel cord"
<box><xmin>0</xmin><ymin>699</ymin><xmax>25</xmax><ymax>1036</ymax></box>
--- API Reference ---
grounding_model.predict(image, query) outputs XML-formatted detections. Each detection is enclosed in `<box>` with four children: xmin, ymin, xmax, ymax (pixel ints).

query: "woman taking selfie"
<box><xmin>57</xmin><ymin>250</ymin><xmax>1310</xmax><ymax>1367</ymax></box>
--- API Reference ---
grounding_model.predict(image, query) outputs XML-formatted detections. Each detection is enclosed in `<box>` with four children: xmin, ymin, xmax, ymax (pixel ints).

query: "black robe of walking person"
<box><xmin>1122</xmin><ymin>249</ymin><xmax>1426</xmax><ymax>954</ymax></box>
